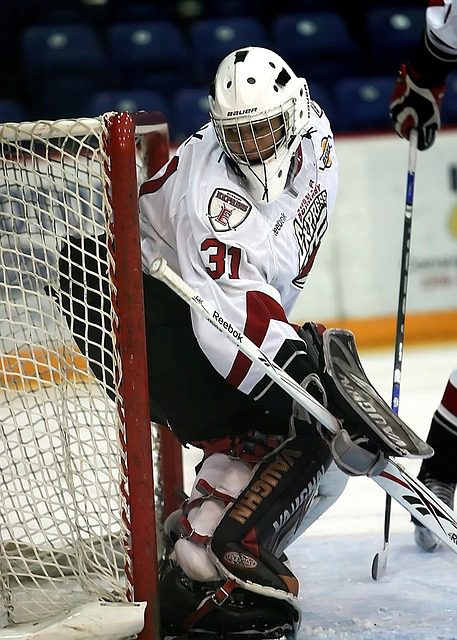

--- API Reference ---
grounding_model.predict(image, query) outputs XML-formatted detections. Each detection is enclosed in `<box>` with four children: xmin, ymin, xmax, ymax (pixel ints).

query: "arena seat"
<box><xmin>171</xmin><ymin>87</ymin><xmax>211</xmax><ymax>143</ymax></box>
<box><xmin>21</xmin><ymin>23</ymin><xmax>109</xmax><ymax>119</ymax></box>
<box><xmin>272</xmin><ymin>12</ymin><xmax>365</xmax><ymax>88</ymax></box>
<box><xmin>442</xmin><ymin>72</ymin><xmax>457</xmax><ymax>125</ymax></box>
<box><xmin>366</xmin><ymin>6</ymin><xmax>425</xmax><ymax>75</ymax></box>
<box><xmin>0</xmin><ymin>99</ymin><xmax>28</xmax><ymax>123</ymax></box>
<box><xmin>86</xmin><ymin>89</ymin><xmax>168</xmax><ymax>119</ymax></box>
<box><xmin>108</xmin><ymin>20</ymin><xmax>189</xmax><ymax>97</ymax></box>
<box><xmin>190</xmin><ymin>16</ymin><xmax>268</xmax><ymax>85</ymax></box>
<box><xmin>335</xmin><ymin>76</ymin><xmax>394</xmax><ymax>132</ymax></box>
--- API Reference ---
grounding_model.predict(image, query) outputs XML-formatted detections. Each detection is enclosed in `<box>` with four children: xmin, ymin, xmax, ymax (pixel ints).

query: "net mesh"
<box><xmin>0</xmin><ymin>117</ymin><xmax>152</xmax><ymax>627</ymax></box>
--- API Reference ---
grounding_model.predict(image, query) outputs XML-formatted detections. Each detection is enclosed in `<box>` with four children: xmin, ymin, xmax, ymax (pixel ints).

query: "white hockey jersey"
<box><xmin>139</xmin><ymin>103</ymin><xmax>338</xmax><ymax>398</ymax></box>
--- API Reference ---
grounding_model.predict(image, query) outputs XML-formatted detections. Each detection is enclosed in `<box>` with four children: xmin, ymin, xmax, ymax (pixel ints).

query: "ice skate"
<box><xmin>414</xmin><ymin>477</ymin><xmax>456</xmax><ymax>552</ymax></box>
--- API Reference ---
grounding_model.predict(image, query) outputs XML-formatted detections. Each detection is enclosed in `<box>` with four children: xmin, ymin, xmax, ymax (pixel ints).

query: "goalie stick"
<box><xmin>149</xmin><ymin>257</ymin><xmax>457</xmax><ymax>553</ymax></box>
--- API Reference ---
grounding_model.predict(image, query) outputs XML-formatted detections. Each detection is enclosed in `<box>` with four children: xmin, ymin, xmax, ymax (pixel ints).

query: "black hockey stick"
<box><xmin>371</xmin><ymin>128</ymin><xmax>418</xmax><ymax>580</ymax></box>
<box><xmin>149</xmin><ymin>256</ymin><xmax>457</xmax><ymax>551</ymax></box>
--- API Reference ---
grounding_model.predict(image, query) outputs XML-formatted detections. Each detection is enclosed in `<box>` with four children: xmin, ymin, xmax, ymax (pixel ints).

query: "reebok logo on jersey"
<box><xmin>208</xmin><ymin>189</ymin><xmax>251</xmax><ymax>232</ymax></box>
<box><xmin>273</xmin><ymin>212</ymin><xmax>286</xmax><ymax>235</ymax></box>
<box><xmin>212</xmin><ymin>311</ymin><xmax>243</xmax><ymax>342</ymax></box>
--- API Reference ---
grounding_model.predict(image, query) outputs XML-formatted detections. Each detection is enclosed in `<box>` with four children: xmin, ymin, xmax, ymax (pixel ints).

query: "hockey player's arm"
<box><xmin>390</xmin><ymin>0</ymin><xmax>457</xmax><ymax>150</ymax></box>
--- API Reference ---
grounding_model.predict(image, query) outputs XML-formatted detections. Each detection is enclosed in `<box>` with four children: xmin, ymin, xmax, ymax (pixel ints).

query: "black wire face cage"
<box><xmin>212</xmin><ymin>97</ymin><xmax>296</xmax><ymax>167</ymax></box>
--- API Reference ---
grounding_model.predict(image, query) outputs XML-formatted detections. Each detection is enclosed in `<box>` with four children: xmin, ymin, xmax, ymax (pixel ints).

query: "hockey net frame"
<box><xmin>0</xmin><ymin>112</ymin><xmax>183</xmax><ymax>639</ymax></box>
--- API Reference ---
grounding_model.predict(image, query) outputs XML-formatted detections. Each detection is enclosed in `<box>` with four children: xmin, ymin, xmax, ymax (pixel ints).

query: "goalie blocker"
<box><xmin>321</xmin><ymin>329</ymin><xmax>433</xmax><ymax>459</ymax></box>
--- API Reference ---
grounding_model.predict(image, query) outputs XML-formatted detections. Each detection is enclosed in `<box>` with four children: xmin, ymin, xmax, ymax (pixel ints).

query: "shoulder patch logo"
<box><xmin>208</xmin><ymin>188</ymin><xmax>252</xmax><ymax>232</ymax></box>
<box><xmin>319</xmin><ymin>137</ymin><xmax>333</xmax><ymax>170</ymax></box>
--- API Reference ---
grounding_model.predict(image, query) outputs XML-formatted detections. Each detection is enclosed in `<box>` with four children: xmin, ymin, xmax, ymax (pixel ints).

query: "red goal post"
<box><xmin>0</xmin><ymin>112</ymin><xmax>183</xmax><ymax>639</ymax></box>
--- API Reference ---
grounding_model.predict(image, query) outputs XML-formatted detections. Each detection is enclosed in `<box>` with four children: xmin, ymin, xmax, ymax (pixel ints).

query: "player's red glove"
<box><xmin>389</xmin><ymin>64</ymin><xmax>446</xmax><ymax>151</ymax></box>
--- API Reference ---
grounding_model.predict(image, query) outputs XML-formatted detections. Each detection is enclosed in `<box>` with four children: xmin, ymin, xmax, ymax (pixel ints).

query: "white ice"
<box><xmin>183</xmin><ymin>342</ymin><xmax>457</xmax><ymax>640</ymax></box>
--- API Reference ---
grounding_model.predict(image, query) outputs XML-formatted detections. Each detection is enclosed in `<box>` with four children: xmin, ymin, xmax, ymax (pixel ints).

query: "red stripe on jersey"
<box><xmin>139</xmin><ymin>156</ymin><xmax>179</xmax><ymax>196</ymax></box>
<box><xmin>289</xmin><ymin>142</ymin><xmax>303</xmax><ymax>182</ymax></box>
<box><xmin>292</xmin><ymin>243</ymin><xmax>320</xmax><ymax>287</ymax></box>
<box><xmin>441</xmin><ymin>377</ymin><xmax>457</xmax><ymax>417</ymax></box>
<box><xmin>226</xmin><ymin>291</ymin><xmax>289</xmax><ymax>388</ymax></box>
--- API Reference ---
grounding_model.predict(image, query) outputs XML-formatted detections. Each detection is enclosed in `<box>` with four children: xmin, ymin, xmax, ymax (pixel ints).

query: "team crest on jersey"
<box><xmin>319</xmin><ymin>137</ymin><xmax>333</xmax><ymax>170</ymax></box>
<box><xmin>208</xmin><ymin>188</ymin><xmax>252</xmax><ymax>232</ymax></box>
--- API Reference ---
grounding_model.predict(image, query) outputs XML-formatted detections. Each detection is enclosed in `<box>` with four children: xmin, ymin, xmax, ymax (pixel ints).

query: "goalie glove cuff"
<box><xmin>330</xmin><ymin>428</ymin><xmax>387</xmax><ymax>477</ymax></box>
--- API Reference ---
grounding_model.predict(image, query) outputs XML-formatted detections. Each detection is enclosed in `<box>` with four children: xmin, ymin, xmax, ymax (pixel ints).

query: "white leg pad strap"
<box><xmin>174</xmin><ymin>453</ymin><xmax>254</xmax><ymax>581</ymax></box>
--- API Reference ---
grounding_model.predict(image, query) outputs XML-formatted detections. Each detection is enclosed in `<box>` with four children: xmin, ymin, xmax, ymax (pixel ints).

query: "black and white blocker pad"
<box><xmin>322</xmin><ymin>329</ymin><xmax>433</xmax><ymax>459</ymax></box>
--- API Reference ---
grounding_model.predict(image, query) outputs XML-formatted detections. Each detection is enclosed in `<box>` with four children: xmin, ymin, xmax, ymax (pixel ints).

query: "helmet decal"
<box><xmin>275</xmin><ymin>69</ymin><xmax>291</xmax><ymax>87</ymax></box>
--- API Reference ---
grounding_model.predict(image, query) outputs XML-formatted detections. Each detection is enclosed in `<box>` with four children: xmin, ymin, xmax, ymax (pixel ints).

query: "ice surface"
<box><xmin>182</xmin><ymin>342</ymin><xmax>457</xmax><ymax>639</ymax></box>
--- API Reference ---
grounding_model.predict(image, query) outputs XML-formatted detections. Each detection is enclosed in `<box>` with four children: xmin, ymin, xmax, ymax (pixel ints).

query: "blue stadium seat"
<box><xmin>86</xmin><ymin>89</ymin><xmax>168</xmax><ymax>119</ymax></box>
<box><xmin>283</xmin><ymin>0</ymin><xmax>338</xmax><ymax>10</ymax></box>
<box><xmin>442</xmin><ymin>72</ymin><xmax>457</xmax><ymax>125</ymax></box>
<box><xmin>366</xmin><ymin>7</ymin><xmax>425</xmax><ymax>74</ymax></box>
<box><xmin>0</xmin><ymin>99</ymin><xmax>28</xmax><ymax>123</ymax></box>
<box><xmin>21</xmin><ymin>24</ymin><xmax>109</xmax><ymax>119</ymax></box>
<box><xmin>190</xmin><ymin>17</ymin><xmax>268</xmax><ymax>85</ymax></box>
<box><xmin>335</xmin><ymin>76</ymin><xmax>393</xmax><ymax>132</ymax></box>
<box><xmin>191</xmin><ymin>0</ymin><xmax>265</xmax><ymax>19</ymax></box>
<box><xmin>272</xmin><ymin>12</ymin><xmax>365</xmax><ymax>88</ymax></box>
<box><xmin>113</xmin><ymin>2</ymin><xmax>172</xmax><ymax>23</ymax></box>
<box><xmin>108</xmin><ymin>21</ymin><xmax>188</xmax><ymax>97</ymax></box>
<box><xmin>14</xmin><ymin>0</ymin><xmax>88</xmax><ymax>25</ymax></box>
<box><xmin>171</xmin><ymin>88</ymin><xmax>210</xmax><ymax>143</ymax></box>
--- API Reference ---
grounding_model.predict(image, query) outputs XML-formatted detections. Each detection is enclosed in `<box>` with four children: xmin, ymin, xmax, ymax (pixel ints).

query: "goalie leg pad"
<box><xmin>281</xmin><ymin>461</ymin><xmax>348</xmax><ymax>547</ymax></box>
<box><xmin>210</xmin><ymin>430</ymin><xmax>333</xmax><ymax>603</ymax></box>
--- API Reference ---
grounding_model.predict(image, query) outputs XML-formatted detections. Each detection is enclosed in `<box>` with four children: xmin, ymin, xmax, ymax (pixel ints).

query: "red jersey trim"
<box><xmin>226</xmin><ymin>290</ymin><xmax>289</xmax><ymax>388</ymax></box>
<box><xmin>139</xmin><ymin>156</ymin><xmax>179</xmax><ymax>196</ymax></box>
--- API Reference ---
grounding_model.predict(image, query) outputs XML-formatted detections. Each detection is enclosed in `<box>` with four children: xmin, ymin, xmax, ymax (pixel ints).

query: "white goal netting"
<box><xmin>0</xmin><ymin>116</ymin><xmax>166</xmax><ymax>639</ymax></box>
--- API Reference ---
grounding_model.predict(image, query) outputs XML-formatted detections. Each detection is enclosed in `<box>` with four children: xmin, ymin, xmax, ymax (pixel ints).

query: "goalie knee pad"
<box><xmin>170</xmin><ymin>452</ymin><xmax>254</xmax><ymax>582</ymax></box>
<box><xmin>161</xmin><ymin>444</ymin><xmax>301</xmax><ymax>637</ymax></box>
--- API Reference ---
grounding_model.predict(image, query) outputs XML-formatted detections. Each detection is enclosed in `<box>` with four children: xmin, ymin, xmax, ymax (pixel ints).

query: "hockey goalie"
<box><xmin>137</xmin><ymin>47</ymin><xmax>431</xmax><ymax>639</ymax></box>
<box><xmin>50</xmin><ymin>47</ymin><xmax>433</xmax><ymax>639</ymax></box>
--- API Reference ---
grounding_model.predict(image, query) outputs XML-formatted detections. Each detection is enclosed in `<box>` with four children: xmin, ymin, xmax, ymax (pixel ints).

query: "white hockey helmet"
<box><xmin>209</xmin><ymin>47</ymin><xmax>311</xmax><ymax>203</ymax></box>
